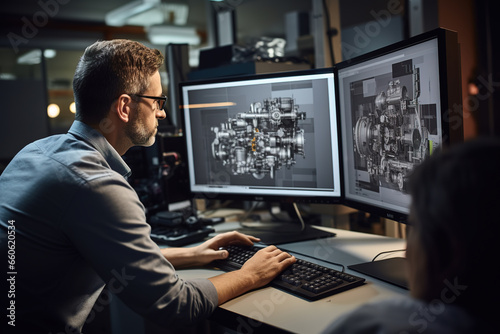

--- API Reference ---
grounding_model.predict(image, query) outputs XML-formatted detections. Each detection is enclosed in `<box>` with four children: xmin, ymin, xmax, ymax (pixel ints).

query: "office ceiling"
<box><xmin>1</xmin><ymin>0</ymin><xmax>140</xmax><ymax>23</ymax></box>
<box><xmin>0</xmin><ymin>0</ymin><xmax>312</xmax><ymax>50</ymax></box>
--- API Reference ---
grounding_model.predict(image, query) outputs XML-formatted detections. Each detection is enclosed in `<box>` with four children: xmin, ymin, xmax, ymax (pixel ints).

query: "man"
<box><xmin>0</xmin><ymin>39</ymin><xmax>296</xmax><ymax>333</ymax></box>
<box><xmin>322</xmin><ymin>138</ymin><xmax>498</xmax><ymax>333</ymax></box>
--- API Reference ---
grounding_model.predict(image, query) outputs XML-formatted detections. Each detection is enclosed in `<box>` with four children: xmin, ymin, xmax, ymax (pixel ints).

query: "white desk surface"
<box><xmin>176</xmin><ymin>223</ymin><xmax>408</xmax><ymax>334</ymax></box>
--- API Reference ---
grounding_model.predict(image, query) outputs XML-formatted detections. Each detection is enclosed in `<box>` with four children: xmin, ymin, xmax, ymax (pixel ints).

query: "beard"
<box><xmin>125</xmin><ymin>104</ymin><xmax>157</xmax><ymax>146</ymax></box>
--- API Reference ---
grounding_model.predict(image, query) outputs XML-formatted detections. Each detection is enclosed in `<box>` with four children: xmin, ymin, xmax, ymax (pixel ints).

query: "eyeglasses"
<box><xmin>131</xmin><ymin>94</ymin><xmax>168</xmax><ymax>111</ymax></box>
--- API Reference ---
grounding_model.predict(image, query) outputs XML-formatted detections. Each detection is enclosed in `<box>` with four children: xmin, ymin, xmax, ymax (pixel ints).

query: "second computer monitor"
<box><xmin>180</xmin><ymin>68</ymin><xmax>342</xmax><ymax>204</ymax></box>
<box><xmin>336</xmin><ymin>28</ymin><xmax>463</xmax><ymax>222</ymax></box>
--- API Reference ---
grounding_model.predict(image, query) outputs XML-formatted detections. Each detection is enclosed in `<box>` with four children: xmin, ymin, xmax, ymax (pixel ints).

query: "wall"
<box><xmin>438</xmin><ymin>0</ymin><xmax>478</xmax><ymax>139</ymax></box>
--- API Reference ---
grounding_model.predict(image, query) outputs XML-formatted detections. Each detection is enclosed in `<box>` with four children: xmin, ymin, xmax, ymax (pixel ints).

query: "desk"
<box><xmin>176</xmin><ymin>223</ymin><xmax>408</xmax><ymax>334</ymax></box>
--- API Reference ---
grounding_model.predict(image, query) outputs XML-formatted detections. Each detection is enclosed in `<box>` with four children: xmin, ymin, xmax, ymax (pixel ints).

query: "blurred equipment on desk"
<box><xmin>149</xmin><ymin>211</ymin><xmax>219</xmax><ymax>246</ymax></box>
<box><xmin>123</xmin><ymin>133</ymin><xmax>192</xmax><ymax>216</ymax></box>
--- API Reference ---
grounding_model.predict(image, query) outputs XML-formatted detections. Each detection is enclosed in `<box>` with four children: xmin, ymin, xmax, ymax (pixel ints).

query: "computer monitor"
<box><xmin>336</xmin><ymin>28</ymin><xmax>463</xmax><ymax>224</ymax></box>
<box><xmin>180</xmin><ymin>68</ymin><xmax>342</xmax><ymax>243</ymax></box>
<box><xmin>337</xmin><ymin>28</ymin><xmax>463</xmax><ymax>288</ymax></box>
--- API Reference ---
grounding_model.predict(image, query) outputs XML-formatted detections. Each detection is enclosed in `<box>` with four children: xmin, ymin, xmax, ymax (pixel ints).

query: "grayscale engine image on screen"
<box><xmin>211</xmin><ymin>97</ymin><xmax>306</xmax><ymax>180</ymax></box>
<box><xmin>338</xmin><ymin>38</ymin><xmax>443</xmax><ymax>215</ymax></box>
<box><xmin>181</xmin><ymin>70</ymin><xmax>342</xmax><ymax>200</ymax></box>
<box><xmin>350</xmin><ymin>59</ymin><xmax>436</xmax><ymax>193</ymax></box>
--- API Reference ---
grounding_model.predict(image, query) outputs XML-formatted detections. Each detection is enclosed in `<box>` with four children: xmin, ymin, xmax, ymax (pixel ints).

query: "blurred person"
<box><xmin>323</xmin><ymin>138</ymin><xmax>498</xmax><ymax>333</ymax></box>
<box><xmin>0</xmin><ymin>39</ymin><xmax>295</xmax><ymax>334</ymax></box>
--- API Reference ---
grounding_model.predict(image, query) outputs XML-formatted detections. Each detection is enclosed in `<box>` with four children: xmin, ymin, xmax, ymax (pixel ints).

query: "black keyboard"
<box><xmin>213</xmin><ymin>245</ymin><xmax>365</xmax><ymax>301</ymax></box>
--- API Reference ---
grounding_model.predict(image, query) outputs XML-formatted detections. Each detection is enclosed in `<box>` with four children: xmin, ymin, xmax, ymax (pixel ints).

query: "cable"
<box><xmin>371</xmin><ymin>249</ymin><xmax>406</xmax><ymax>262</ymax></box>
<box><xmin>292</xmin><ymin>202</ymin><xmax>306</xmax><ymax>232</ymax></box>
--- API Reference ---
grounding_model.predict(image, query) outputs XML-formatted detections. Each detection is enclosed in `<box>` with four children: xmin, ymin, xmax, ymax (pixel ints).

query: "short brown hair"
<box><xmin>73</xmin><ymin>39</ymin><xmax>164</xmax><ymax>124</ymax></box>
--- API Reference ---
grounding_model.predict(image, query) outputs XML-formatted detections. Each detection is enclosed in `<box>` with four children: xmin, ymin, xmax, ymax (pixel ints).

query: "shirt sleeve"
<box><xmin>60</xmin><ymin>173</ymin><xmax>218</xmax><ymax>327</ymax></box>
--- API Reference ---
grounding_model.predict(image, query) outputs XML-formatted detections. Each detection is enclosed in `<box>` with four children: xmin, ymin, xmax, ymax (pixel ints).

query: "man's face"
<box><xmin>125</xmin><ymin>71</ymin><xmax>166</xmax><ymax>147</ymax></box>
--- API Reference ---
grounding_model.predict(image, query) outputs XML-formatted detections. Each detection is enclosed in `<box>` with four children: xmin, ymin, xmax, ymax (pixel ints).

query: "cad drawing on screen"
<box><xmin>351</xmin><ymin>59</ymin><xmax>435</xmax><ymax>193</ymax></box>
<box><xmin>211</xmin><ymin>97</ymin><xmax>306</xmax><ymax>180</ymax></box>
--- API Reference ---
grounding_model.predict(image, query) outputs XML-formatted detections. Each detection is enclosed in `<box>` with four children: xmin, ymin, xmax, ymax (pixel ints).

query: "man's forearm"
<box><xmin>162</xmin><ymin>249</ymin><xmax>260</xmax><ymax>305</ymax></box>
<box><xmin>161</xmin><ymin>247</ymin><xmax>198</xmax><ymax>268</ymax></box>
<box><xmin>163</xmin><ymin>242</ymin><xmax>296</xmax><ymax>306</ymax></box>
<box><xmin>208</xmin><ymin>246</ymin><xmax>296</xmax><ymax>305</ymax></box>
<box><xmin>208</xmin><ymin>270</ymin><xmax>258</xmax><ymax>305</ymax></box>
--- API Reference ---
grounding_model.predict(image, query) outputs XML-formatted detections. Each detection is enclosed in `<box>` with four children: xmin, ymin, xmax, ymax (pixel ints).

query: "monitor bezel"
<box><xmin>335</xmin><ymin>27</ymin><xmax>463</xmax><ymax>223</ymax></box>
<box><xmin>179</xmin><ymin>67</ymin><xmax>344</xmax><ymax>205</ymax></box>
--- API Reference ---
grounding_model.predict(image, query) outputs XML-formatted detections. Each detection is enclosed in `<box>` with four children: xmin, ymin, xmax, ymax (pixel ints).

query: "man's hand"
<box><xmin>208</xmin><ymin>245</ymin><xmax>296</xmax><ymax>305</ymax></box>
<box><xmin>161</xmin><ymin>231</ymin><xmax>260</xmax><ymax>269</ymax></box>
<box><xmin>239</xmin><ymin>245</ymin><xmax>296</xmax><ymax>287</ymax></box>
<box><xmin>161</xmin><ymin>230</ymin><xmax>296</xmax><ymax>305</ymax></box>
<box><xmin>193</xmin><ymin>231</ymin><xmax>261</xmax><ymax>265</ymax></box>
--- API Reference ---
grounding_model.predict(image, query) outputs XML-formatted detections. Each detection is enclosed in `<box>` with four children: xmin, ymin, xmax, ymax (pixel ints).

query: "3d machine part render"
<box><xmin>353</xmin><ymin>66</ymin><xmax>430</xmax><ymax>192</ymax></box>
<box><xmin>211</xmin><ymin>97</ymin><xmax>306</xmax><ymax>179</ymax></box>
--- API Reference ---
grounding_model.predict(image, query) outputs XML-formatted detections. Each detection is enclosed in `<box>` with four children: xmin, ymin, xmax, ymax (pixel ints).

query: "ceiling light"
<box><xmin>17</xmin><ymin>49</ymin><xmax>56</xmax><ymax>65</ymax></box>
<box><xmin>147</xmin><ymin>25</ymin><xmax>201</xmax><ymax>45</ymax></box>
<box><xmin>125</xmin><ymin>8</ymin><xmax>164</xmax><ymax>26</ymax></box>
<box><xmin>105</xmin><ymin>0</ymin><xmax>161</xmax><ymax>27</ymax></box>
<box><xmin>0</xmin><ymin>73</ymin><xmax>16</xmax><ymax>80</ymax></box>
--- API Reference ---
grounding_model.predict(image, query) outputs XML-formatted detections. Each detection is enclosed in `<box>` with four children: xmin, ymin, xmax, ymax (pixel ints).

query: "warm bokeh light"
<box><xmin>180</xmin><ymin>102</ymin><xmax>236</xmax><ymax>109</ymax></box>
<box><xmin>468</xmin><ymin>82</ymin><xmax>479</xmax><ymax>96</ymax></box>
<box><xmin>69</xmin><ymin>101</ymin><xmax>76</xmax><ymax>113</ymax></box>
<box><xmin>47</xmin><ymin>103</ymin><xmax>60</xmax><ymax>118</ymax></box>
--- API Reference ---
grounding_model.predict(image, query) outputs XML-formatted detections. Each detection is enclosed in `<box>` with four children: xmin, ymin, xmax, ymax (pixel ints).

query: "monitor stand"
<box><xmin>236</xmin><ymin>202</ymin><xmax>336</xmax><ymax>245</ymax></box>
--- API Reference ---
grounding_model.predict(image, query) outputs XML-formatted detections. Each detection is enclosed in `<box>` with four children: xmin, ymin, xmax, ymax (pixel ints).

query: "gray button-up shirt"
<box><xmin>0</xmin><ymin>121</ymin><xmax>217</xmax><ymax>333</ymax></box>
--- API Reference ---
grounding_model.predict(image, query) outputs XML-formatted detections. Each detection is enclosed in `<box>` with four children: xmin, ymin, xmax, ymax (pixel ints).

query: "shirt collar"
<box><xmin>68</xmin><ymin>121</ymin><xmax>132</xmax><ymax>178</ymax></box>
